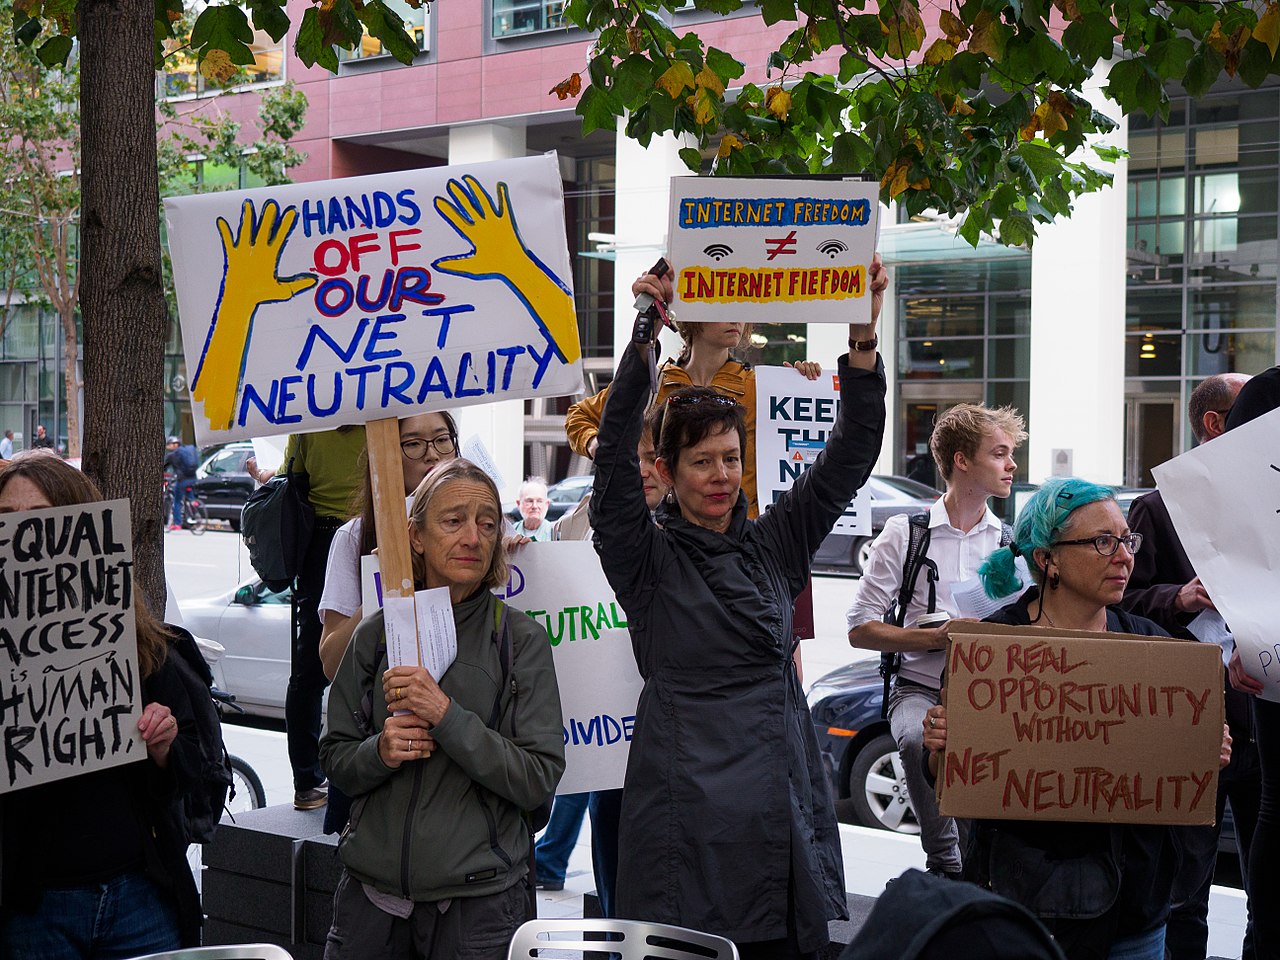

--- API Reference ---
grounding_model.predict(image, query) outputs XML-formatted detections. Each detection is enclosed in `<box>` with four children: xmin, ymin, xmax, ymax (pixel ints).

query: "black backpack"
<box><xmin>166</xmin><ymin>626</ymin><xmax>235</xmax><ymax>844</ymax></box>
<box><xmin>241</xmin><ymin>457</ymin><xmax>315</xmax><ymax>592</ymax></box>
<box><xmin>877</xmin><ymin>514</ymin><xmax>1012</xmax><ymax>719</ymax></box>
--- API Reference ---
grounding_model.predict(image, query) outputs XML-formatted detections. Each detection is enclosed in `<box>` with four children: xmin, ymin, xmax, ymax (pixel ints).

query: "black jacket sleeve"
<box><xmin>588</xmin><ymin>344</ymin><xmax>667</xmax><ymax>616</ymax></box>
<box><xmin>752</xmin><ymin>354</ymin><xmax>887</xmax><ymax>596</ymax></box>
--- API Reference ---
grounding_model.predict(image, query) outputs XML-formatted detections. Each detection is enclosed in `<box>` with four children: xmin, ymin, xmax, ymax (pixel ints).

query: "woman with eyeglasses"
<box><xmin>588</xmin><ymin>258</ymin><xmax>887</xmax><ymax>959</ymax></box>
<box><xmin>923</xmin><ymin>477</ymin><xmax>1233</xmax><ymax>960</ymax></box>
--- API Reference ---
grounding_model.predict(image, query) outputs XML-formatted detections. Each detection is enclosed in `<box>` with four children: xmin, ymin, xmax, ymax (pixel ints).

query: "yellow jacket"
<box><xmin>564</xmin><ymin>357</ymin><xmax>759</xmax><ymax>517</ymax></box>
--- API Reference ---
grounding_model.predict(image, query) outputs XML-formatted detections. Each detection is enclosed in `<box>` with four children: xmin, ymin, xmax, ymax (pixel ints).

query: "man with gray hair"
<box><xmin>513</xmin><ymin>476</ymin><xmax>552</xmax><ymax>542</ymax></box>
<box><xmin>1123</xmin><ymin>372</ymin><xmax>1257</xmax><ymax>960</ymax></box>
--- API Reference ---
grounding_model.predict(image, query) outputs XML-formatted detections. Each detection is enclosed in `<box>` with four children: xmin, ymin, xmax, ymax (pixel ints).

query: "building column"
<box><xmin>1028</xmin><ymin>72</ymin><xmax>1128</xmax><ymax>484</ymax></box>
<box><xmin>612</xmin><ymin>122</ymin><xmax>694</xmax><ymax>365</ymax></box>
<box><xmin>447</xmin><ymin>123</ymin><xmax>528</xmax><ymax>500</ymax></box>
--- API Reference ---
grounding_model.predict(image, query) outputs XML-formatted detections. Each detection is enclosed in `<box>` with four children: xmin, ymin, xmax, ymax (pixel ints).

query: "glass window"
<box><xmin>1193</xmin><ymin>127</ymin><xmax>1239</xmax><ymax>168</ymax></box>
<box><xmin>988</xmin><ymin>337</ymin><xmax>1030</xmax><ymax>377</ymax></box>
<box><xmin>990</xmin><ymin>296</ymin><xmax>1030</xmax><ymax>336</ymax></box>
<box><xmin>748</xmin><ymin>324</ymin><xmax>808</xmax><ymax>366</ymax></box>
<box><xmin>1187</xmin><ymin>329</ymin><xmax>1275</xmax><ymax>377</ymax></box>
<box><xmin>340</xmin><ymin>0</ymin><xmax>428</xmax><ymax>60</ymax></box>
<box><xmin>3</xmin><ymin>307</ymin><xmax>40</xmax><ymax>360</ymax></box>
<box><xmin>1126</xmin><ymin>290</ymin><xmax>1183</xmax><ymax>332</ymax></box>
<box><xmin>160</xmin><ymin>2</ymin><xmax>284</xmax><ymax>98</ymax></box>
<box><xmin>492</xmin><ymin>0</ymin><xmax>566</xmax><ymax>37</ymax></box>
<box><xmin>1188</xmin><ymin>285</ymin><xmax>1277</xmax><ymax>330</ymax></box>
<box><xmin>899</xmin><ymin>339</ymin><xmax>984</xmax><ymax>379</ymax></box>
<box><xmin>1129</xmin><ymin>176</ymin><xmax>1186</xmax><ymax>218</ymax></box>
<box><xmin>1193</xmin><ymin>91</ymin><xmax>1280</xmax><ymax>126</ymax></box>
<box><xmin>901</xmin><ymin>296</ymin><xmax>984</xmax><ymax>338</ymax></box>
<box><xmin>1125</xmin><ymin>333</ymin><xmax>1182</xmax><ymax>377</ymax></box>
<box><xmin>986</xmin><ymin>380</ymin><xmax>1030</xmax><ymax>422</ymax></box>
<box><xmin>1132</xmin><ymin>220</ymin><xmax>1184</xmax><ymax>259</ymax></box>
<box><xmin>1128</xmin><ymin>130</ymin><xmax>1186</xmax><ymax>172</ymax></box>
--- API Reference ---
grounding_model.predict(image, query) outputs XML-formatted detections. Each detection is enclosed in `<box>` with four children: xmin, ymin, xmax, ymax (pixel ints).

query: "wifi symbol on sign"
<box><xmin>703</xmin><ymin>243</ymin><xmax>734</xmax><ymax>261</ymax></box>
<box><xmin>817</xmin><ymin>239</ymin><xmax>848</xmax><ymax>259</ymax></box>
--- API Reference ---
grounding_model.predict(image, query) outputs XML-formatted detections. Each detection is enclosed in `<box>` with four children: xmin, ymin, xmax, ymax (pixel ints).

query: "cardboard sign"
<box><xmin>1153</xmin><ymin>406</ymin><xmax>1280</xmax><ymax>702</ymax></box>
<box><xmin>754</xmin><ymin>365</ymin><xmax>870</xmax><ymax>536</ymax></box>
<box><xmin>938</xmin><ymin>622</ymin><xmax>1223</xmax><ymax>826</ymax></box>
<box><xmin>496</xmin><ymin>542</ymin><xmax>643</xmax><ymax>794</ymax></box>
<box><xmin>165</xmin><ymin>154</ymin><xmax>584</xmax><ymax>445</ymax></box>
<box><xmin>0</xmin><ymin>501</ymin><xmax>143</xmax><ymax>793</ymax></box>
<box><xmin>667</xmin><ymin>177</ymin><xmax>879</xmax><ymax>324</ymax></box>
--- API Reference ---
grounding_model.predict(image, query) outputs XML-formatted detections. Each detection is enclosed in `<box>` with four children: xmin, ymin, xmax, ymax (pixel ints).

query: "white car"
<box><xmin>182</xmin><ymin>577</ymin><xmax>293</xmax><ymax>720</ymax></box>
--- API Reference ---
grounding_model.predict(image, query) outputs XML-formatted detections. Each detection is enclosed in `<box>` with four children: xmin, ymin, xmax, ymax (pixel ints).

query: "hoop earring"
<box><xmin>665</xmin><ymin>491</ymin><xmax>676</xmax><ymax>505</ymax></box>
<box><xmin>1048</xmin><ymin>572</ymin><xmax>1060</xmax><ymax>590</ymax></box>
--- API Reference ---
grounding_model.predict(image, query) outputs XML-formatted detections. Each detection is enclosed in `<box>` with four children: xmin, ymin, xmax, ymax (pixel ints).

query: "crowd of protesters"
<box><xmin>4</xmin><ymin>250</ymin><xmax>1280</xmax><ymax>960</ymax></box>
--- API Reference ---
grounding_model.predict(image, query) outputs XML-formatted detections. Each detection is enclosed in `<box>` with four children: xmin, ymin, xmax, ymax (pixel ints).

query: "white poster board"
<box><xmin>1153</xmin><ymin>406</ymin><xmax>1280</xmax><ymax>702</ymax></box>
<box><xmin>667</xmin><ymin>177</ymin><xmax>880</xmax><ymax>325</ymax></box>
<box><xmin>0</xmin><ymin>500</ymin><xmax>144</xmax><ymax>793</ymax></box>
<box><xmin>755</xmin><ymin>365</ymin><xmax>871</xmax><ymax>536</ymax></box>
<box><xmin>165</xmin><ymin>154</ymin><xmax>584</xmax><ymax>445</ymax></box>
<box><xmin>496</xmin><ymin>542</ymin><xmax>642</xmax><ymax>794</ymax></box>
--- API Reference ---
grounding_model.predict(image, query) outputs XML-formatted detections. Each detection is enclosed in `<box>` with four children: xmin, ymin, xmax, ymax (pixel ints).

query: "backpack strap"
<box><xmin>879</xmin><ymin>513</ymin><xmax>934</xmax><ymax>719</ymax></box>
<box><xmin>487</xmin><ymin>598</ymin><xmax>511</xmax><ymax>731</ymax></box>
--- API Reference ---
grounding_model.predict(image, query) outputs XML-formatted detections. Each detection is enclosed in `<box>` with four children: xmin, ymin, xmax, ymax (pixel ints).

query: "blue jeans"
<box><xmin>1106</xmin><ymin>925</ymin><xmax>1165</xmax><ymax>960</ymax></box>
<box><xmin>0</xmin><ymin>871</ymin><xmax>180</xmax><ymax>960</ymax></box>
<box><xmin>534</xmin><ymin>792</ymin><xmax>589</xmax><ymax>884</ymax></box>
<box><xmin>170</xmin><ymin>478</ymin><xmax>194</xmax><ymax>526</ymax></box>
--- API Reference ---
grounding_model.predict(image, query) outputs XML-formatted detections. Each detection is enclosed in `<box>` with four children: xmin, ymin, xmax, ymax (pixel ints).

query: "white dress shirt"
<box><xmin>846</xmin><ymin>497</ymin><xmax>1005</xmax><ymax>688</ymax></box>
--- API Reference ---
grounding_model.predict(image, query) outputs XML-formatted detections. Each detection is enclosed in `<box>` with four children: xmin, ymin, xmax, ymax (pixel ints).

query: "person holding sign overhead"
<box><xmin>923</xmin><ymin>478</ymin><xmax>1233</xmax><ymax>960</ymax></box>
<box><xmin>565</xmin><ymin>258</ymin><xmax>823</xmax><ymax>519</ymax></box>
<box><xmin>0</xmin><ymin>456</ymin><xmax>206</xmax><ymax>958</ymax></box>
<box><xmin>589</xmin><ymin>256</ymin><xmax>887</xmax><ymax>958</ymax></box>
<box><xmin>320</xmin><ymin>458</ymin><xmax>564</xmax><ymax>960</ymax></box>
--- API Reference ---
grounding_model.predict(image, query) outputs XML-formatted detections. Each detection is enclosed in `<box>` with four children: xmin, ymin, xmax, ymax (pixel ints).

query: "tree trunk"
<box><xmin>79</xmin><ymin>0</ymin><xmax>169</xmax><ymax>614</ymax></box>
<box><xmin>61</xmin><ymin>305</ymin><xmax>80</xmax><ymax>460</ymax></box>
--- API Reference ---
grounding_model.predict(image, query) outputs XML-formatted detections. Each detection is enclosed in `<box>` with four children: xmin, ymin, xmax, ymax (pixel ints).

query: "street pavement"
<box><xmin>164</xmin><ymin>526</ymin><xmax>1249</xmax><ymax>957</ymax></box>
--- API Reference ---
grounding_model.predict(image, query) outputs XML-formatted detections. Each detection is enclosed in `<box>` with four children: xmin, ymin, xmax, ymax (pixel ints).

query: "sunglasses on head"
<box><xmin>666</xmin><ymin>394</ymin><xmax>737</xmax><ymax>408</ymax></box>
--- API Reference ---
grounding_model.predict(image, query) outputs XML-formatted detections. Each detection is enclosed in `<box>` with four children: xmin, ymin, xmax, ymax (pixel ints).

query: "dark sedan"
<box><xmin>813</xmin><ymin>475</ymin><xmax>941</xmax><ymax>576</ymax></box>
<box><xmin>807</xmin><ymin>658</ymin><xmax>919</xmax><ymax>833</ymax></box>
<box><xmin>190</xmin><ymin>441</ymin><xmax>256</xmax><ymax>530</ymax></box>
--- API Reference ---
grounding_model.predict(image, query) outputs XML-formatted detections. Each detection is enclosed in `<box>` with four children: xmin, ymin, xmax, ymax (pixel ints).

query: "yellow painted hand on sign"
<box><xmin>432</xmin><ymin>176</ymin><xmax>580</xmax><ymax>364</ymax></box>
<box><xmin>192</xmin><ymin>199</ymin><xmax>318</xmax><ymax>432</ymax></box>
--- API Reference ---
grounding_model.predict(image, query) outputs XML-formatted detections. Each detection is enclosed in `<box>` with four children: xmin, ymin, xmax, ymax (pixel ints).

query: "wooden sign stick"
<box><xmin>366</xmin><ymin>416</ymin><xmax>420</xmax><ymax>666</ymax></box>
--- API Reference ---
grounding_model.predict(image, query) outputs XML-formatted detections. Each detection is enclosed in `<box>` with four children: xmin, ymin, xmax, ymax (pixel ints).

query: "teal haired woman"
<box><xmin>924</xmin><ymin>477</ymin><xmax>1232</xmax><ymax>960</ymax></box>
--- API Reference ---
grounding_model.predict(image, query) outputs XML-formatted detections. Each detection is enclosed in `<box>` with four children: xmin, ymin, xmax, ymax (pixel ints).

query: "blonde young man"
<box><xmin>846</xmin><ymin>404</ymin><xmax>1026</xmax><ymax>877</ymax></box>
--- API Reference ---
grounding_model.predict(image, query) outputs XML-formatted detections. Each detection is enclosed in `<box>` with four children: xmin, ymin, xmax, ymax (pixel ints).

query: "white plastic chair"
<box><xmin>507</xmin><ymin>918</ymin><xmax>739</xmax><ymax>959</ymax></box>
<box><xmin>128</xmin><ymin>946</ymin><xmax>294</xmax><ymax>960</ymax></box>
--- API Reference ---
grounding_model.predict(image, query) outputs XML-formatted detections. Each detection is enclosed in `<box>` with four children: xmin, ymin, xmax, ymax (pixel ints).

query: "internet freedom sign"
<box><xmin>667</xmin><ymin>177</ymin><xmax>880</xmax><ymax>325</ymax></box>
<box><xmin>0</xmin><ymin>501</ymin><xmax>143</xmax><ymax>793</ymax></box>
<box><xmin>497</xmin><ymin>542</ymin><xmax>643</xmax><ymax>794</ymax></box>
<box><xmin>166</xmin><ymin>154</ymin><xmax>584</xmax><ymax>445</ymax></box>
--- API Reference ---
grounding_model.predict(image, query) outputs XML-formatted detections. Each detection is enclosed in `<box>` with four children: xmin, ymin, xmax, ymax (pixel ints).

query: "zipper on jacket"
<box><xmin>400</xmin><ymin>761</ymin><xmax>425</xmax><ymax>897</ymax></box>
<box><xmin>475</xmin><ymin>786</ymin><xmax>513</xmax><ymax>867</ymax></box>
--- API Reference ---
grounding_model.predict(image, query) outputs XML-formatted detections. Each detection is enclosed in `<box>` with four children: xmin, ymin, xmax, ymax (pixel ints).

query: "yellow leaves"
<box><xmin>939</xmin><ymin>10</ymin><xmax>967</xmax><ymax>46</ymax></box>
<box><xmin>923</xmin><ymin>38</ymin><xmax>956</xmax><ymax>65</ymax></box>
<box><xmin>657</xmin><ymin>61</ymin><xmax>697</xmax><ymax>99</ymax></box>
<box><xmin>1206</xmin><ymin>20</ymin><xmax>1251</xmax><ymax>76</ymax></box>
<box><xmin>717</xmin><ymin>134</ymin><xmax>743</xmax><ymax>159</ymax></box>
<box><xmin>1020</xmin><ymin>92</ymin><xmax>1074</xmax><ymax>140</ymax></box>
<box><xmin>627</xmin><ymin>26</ymin><xmax>644</xmax><ymax>54</ymax></box>
<box><xmin>549</xmin><ymin>72</ymin><xmax>582</xmax><ymax>100</ymax></box>
<box><xmin>968</xmin><ymin>10</ymin><xmax>1006</xmax><ymax>61</ymax></box>
<box><xmin>880</xmin><ymin>158</ymin><xmax>930</xmax><ymax>200</ymax></box>
<box><xmin>765</xmin><ymin>86</ymin><xmax>792</xmax><ymax>121</ymax></box>
<box><xmin>882</xmin><ymin>0</ymin><xmax>925</xmax><ymax>60</ymax></box>
<box><xmin>199</xmin><ymin>49</ymin><xmax>237</xmax><ymax>84</ymax></box>
<box><xmin>687</xmin><ymin>87</ymin><xmax>718</xmax><ymax>126</ymax></box>
<box><xmin>1253</xmin><ymin>4</ymin><xmax>1280</xmax><ymax>59</ymax></box>
<box><xmin>695</xmin><ymin>65</ymin><xmax>724</xmax><ymax>98</ymax></box>
<box><xmin>937</xmin><ymin>92</ymin><xmax>975</xmax><ymax>116</ymax></box>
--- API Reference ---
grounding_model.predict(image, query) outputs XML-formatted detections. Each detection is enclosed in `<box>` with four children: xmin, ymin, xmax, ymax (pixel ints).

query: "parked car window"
<box><xmin>206</xmin><ymin>449</ymin><xmax>248</xmax><ymax>475</ymax></box>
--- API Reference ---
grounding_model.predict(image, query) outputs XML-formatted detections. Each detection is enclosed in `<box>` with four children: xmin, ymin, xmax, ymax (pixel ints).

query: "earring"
<box><xmin>665</xmin><ymin>491</ymin><xmax>676</xmax><ymax>505</ymax></box>
<box><xmin>1048</xmin><ymin>572</ymin><xmax>1060</xmax><ymax>590</ymax></box>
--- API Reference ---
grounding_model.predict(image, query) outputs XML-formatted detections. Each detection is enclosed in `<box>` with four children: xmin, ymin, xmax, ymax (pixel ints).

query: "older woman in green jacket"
<box><xmin>320</xmin><ymin>459</ymin><xmax>564</xmax><ymax>960</ymax></box>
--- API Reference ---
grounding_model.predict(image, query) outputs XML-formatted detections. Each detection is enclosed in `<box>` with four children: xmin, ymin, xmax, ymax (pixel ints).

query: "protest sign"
<box><xmin>165</xmin><ymin>154</ymin><xmax>583</xmax><ymax>446</ymax></box>
<box><xmin>667</xmin><ymin>177</ymin><xmax>879</xmax><ymax>325</ymax></box>
<box><xmin>754</xmin><ymin>365</ymin><xmax>870</xmax><ymax>536</ymax></box>
<box><xmin>1153</xmin><ymin>407</ymin><xmax>1280</xmax><ymax>702</ymax></box>
<box><xmin>938</xmin><ymin>622</ymin><xmax>1222</xmax><ymax>826</ymax></box>
<box><xmin>497</xmin><ymin>541</ymin><xmax>642</xmax><ymax>794</ymax></box>
<box><xmin>0</xmin><ymin>500</ymin><xmax>143</xmax><ymax>793</ymax></box>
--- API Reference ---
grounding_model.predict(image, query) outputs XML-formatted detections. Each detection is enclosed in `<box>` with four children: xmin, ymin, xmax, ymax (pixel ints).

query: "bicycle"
<box><xmin>162</xmin><ymin>476</ymin><xmax>208</xmax><ymax>535</ymax></box>
<box><xmin>212</xmin><ymin>687</ymin><xmax>268</xmax><ymax>813</ymax></box>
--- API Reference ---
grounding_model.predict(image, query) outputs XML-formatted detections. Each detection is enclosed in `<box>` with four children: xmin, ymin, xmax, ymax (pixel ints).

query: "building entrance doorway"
<box><xmin>1124</xmin><ymin>396</ymin><xmax>1178</xmax><ymax>487</ymax></box>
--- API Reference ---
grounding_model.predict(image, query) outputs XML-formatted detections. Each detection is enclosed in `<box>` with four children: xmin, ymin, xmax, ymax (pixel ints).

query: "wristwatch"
<box><xmin>848</xmin><ymin>335</ymin><xmax>879</xmax><ymax>352</ymax></box>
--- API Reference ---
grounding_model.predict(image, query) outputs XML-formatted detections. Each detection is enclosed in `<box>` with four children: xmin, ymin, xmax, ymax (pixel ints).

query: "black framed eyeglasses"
<box><xmin>400</xmin><ymin>434</ymin><xmax>457</xmax><ymax>461</ymax></box>
<box><xmin>666</xmin><ymin>394</ymin><xmax>737</xmax><ymax>408</ymax></box>
<box><xmin>1051</xmin><ymin>533</ymin><xmax>1143</xmax><ymax>557</ymax></box>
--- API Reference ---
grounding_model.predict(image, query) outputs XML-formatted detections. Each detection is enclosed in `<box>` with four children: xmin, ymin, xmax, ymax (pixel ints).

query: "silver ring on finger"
<box><xmin>928</xmin><ymin>716</ymin><xmax>936</xmax><ymax>728</ymax></box>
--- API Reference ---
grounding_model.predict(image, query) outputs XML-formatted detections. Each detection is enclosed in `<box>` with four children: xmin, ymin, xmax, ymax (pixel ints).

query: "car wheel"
<box><xmin>849</xmin><ymin>536</ymin><xmax>872</xmax><ymax>575</ymax></box>
<box><xmin>848</xmin><ymin>732</ymin><xmax>920</xmax><ymax>834</ymax></box>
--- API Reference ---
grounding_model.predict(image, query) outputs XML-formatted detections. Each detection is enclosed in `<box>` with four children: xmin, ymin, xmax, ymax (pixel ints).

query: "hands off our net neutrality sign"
<box><xmin>165</xmin><ymin>154</ymin><xmax>583</xmax><ymax>446</ymax></box>
<box><xmin>667</xmin><ymin>177</ymin><xmax>879</xmax><ymax>324</ymax></box>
